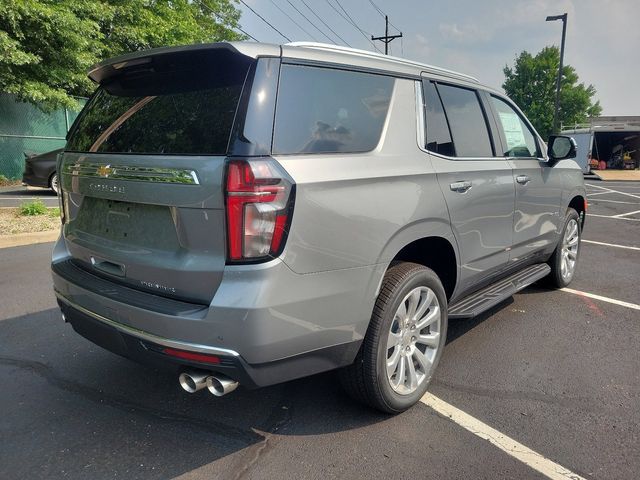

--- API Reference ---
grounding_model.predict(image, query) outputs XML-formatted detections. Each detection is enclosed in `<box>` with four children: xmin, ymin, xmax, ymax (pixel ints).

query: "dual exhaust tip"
<box><xmin>178</xmin><ymin>370</ymin><xmax>238</xmax><ymax>397</ymax></box>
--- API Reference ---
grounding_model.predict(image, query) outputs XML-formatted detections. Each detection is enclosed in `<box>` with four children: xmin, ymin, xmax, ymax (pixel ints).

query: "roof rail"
<box><xmin>285</xmin><ymin>42</ymin><xmax>480</xmax><ymax>83</ymax></box>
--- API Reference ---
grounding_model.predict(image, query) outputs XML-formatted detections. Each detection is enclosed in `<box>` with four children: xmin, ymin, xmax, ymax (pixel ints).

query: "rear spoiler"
<box><xmin>87</xmin><ymin>42</ymin><xmax>281</xmax><ymax>85</ymax></box>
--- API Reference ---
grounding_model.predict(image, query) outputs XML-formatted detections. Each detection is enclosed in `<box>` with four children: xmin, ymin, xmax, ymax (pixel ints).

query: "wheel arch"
<box><xmin>376</xmin><ymin>220</ymin><xmax>460</xmax><ymax>301</ymax></box>
<box><xmin>568</xmin><ymin>194</ymin><xmax>586</xmax><ymax>228</ymax></box>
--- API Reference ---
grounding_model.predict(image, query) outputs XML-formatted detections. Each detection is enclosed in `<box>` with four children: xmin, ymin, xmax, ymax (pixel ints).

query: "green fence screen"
<box><xmin>0</xmin><ymin>93</ymin><xmax>86</xmax><ymax>179</ymax></box>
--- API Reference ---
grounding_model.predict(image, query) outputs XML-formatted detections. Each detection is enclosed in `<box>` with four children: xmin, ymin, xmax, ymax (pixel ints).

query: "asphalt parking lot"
<box><xmin>1</xmin><ymin>180</ymin><xmax>638</xmax><ymax>480</ymax></box>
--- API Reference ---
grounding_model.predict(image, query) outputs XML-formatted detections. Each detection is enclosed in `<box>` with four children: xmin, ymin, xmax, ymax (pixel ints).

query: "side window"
<box><xmin>422</xmin><ymin>80</ymin><xmax>454</xmax><ymax>156</ymax></box>
<box><xmin>491</xmin><ymin>96</ymin><xmax>541</xmax><ymax>158</ymax></box>
<box><xmin>436</xmin><ymin>84</ymin><xmax>494</xmax><ymax>157</ymax></box>
<box><xmin>273</xmin><ymin>65</ymin><xmax>394</xmax><ymax>154</ymax></box>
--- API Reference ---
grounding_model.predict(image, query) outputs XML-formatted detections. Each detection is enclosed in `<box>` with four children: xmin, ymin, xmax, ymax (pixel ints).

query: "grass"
<box><xmin>0</xmin><ymin>175</ymin><xmax>21</xmax><ymax>187</ymax></box>
<box><xmin>19</xmin><ymin>199</ymin><xmax>48</xmax><ymax>216</ymax></box>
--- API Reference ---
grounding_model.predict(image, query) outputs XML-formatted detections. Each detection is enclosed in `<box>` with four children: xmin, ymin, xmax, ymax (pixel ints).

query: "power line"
<box><xmin>298</xmin><ymin>0</ymin><xmax>352</xmax><ymax>47</ymax></box>
<box><xmin>326</xmin><ymin>0</ymin><xmax>382</xmax><ymax>52</ymax></box>
<box><xmin>286</xmin><ymin>0</ymin><xmax>335</xmax><ymax>44</ymax></box>
<box><xmin>367</xmin><ymin>0</ymin><xmax>400</xmax><ymax>32</ymax></box>
<box><xmin>239</xmin><ymin>0</ymin><xmax>291</xmax><ymax>41</ymax></box>
<box><xmin>269</xmin><ymin>0</ymin><xmax>319</xmax><ymax>41</ymax></box>
<box><xmin>194</xmin><ymin>0</ymin><xmax>259</xmax><ymax>41</ymax></box>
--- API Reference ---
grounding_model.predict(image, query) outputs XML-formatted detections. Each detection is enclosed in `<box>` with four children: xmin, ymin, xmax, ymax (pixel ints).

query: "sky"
<box><xmin>236</xmin><ymin>0</ymin><xmax>640</xmax><ymax>116</ymax></box>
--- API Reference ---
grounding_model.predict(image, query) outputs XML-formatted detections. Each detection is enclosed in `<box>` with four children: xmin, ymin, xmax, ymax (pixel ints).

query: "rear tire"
<box><xmin>546</xmin><ymin>208</ymin><xmax>581</xmax><ymax>288</ymax></box>
<box><xmin>339</xmin><ymin>262</ymin><xmax>448</xmax><ymax>414</ymax></box>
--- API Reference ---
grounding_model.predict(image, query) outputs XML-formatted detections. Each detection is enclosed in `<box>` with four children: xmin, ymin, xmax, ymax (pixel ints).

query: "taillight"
<box><xmin>225</xmin><ymin>159</ymin><xmax>294</xmax><ymax>262</ymax></box>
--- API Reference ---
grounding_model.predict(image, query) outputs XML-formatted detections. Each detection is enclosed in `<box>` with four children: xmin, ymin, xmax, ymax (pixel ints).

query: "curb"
<box><xmin>0</xmin><ymin>229</ymin><xmax>60</xmax><ymax>249</ymax></box>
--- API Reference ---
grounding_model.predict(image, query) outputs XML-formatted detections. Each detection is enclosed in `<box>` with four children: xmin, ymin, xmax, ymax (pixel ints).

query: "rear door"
<box><xmin>58</xmin><ymin>46</ymin><xmax>256</xmax><ymax>304</ymax></box>
<box><xmin>420</xmin><ymin>79</ymin><xmax>515</xmax><ymax>295</ymax></box>
<box><xmin>487</xmin><ymin>94</ymin><xmax>563</xmax><ymax>266</ymax></box>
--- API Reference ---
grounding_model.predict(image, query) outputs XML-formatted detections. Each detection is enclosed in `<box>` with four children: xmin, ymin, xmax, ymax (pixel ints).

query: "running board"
<box><xmin>448</xmin><ymin>263</ymin><xmax>551</xmax><ymax>319</ymax></box>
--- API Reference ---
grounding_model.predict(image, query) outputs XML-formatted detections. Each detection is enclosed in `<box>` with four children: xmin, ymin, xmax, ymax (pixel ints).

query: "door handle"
<box><xmin>450</xmin><ymin>181</ymin><xmax>472</xmax><ymax>193</ymax></box>
<box><xmin>516</xmin><ymin>175</ymin><xmax>530</xmax><ymax>185</ymax></box>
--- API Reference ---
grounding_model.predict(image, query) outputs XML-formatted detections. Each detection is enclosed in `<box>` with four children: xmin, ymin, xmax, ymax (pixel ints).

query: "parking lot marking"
<box><xmin>612</xmin><ymin>209</ymin><xmax>640</xmax><ymax>218</ymax></box>
<box><xmin>588</xmin><ymin>198</ymin><xmax>640</xmax><ymax>205</ymax></box>
<box><xmin>582</xmin><ymin>239</ymin><xmax>640</xmax><ymax>251</ymax></box>
<box><xmin>560</xmin><ymin>288</ymin><xmax>640</xmax><ymax>311</ymax></box>
<box><xmin>421</xmin><ymin>393</ymin><xmax>586</xmax><ymax>480</ymax></box>
<box><xmin>586</xmin><ymin>191</ymin><xmax>611</xmax><ymax>197</ymax></box>
<box><xmin>587</xmin><ymin>213</ymin><xmax>640</xmax><ymax>222</ymax></box>
<box><xmin>586</xmin><ymin>183</ymin><xmax>640</xmax><ymax>200</ymax></box>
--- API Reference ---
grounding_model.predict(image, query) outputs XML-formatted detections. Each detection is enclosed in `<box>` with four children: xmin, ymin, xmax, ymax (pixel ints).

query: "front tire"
<box><xmin>339</xmin><ymin>262</ymin><xmax>448</xmax><ymax>414</ymax></box>
<box><xmin>49</xmin><ymin>172</ymin><xmax>59</xmax><ymax>195</ymax></box>
<box><xmin>546</xmin><ymin>208</ymin><xmax>581</xmax><ymax>288</ymax></box>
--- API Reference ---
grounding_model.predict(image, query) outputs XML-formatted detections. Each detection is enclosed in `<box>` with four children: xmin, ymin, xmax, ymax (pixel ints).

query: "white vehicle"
<box><xmin>562</xmin><ymin>116</ymin><xmax>640</xmax><ymax>173</ymax></box>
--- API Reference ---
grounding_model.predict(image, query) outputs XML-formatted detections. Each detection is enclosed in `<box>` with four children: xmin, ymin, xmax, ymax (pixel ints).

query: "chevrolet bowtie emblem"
<box><xmin>96</xmin><ymin>165</ymin><xmax>114</xmax><ymax>177</ymax></box>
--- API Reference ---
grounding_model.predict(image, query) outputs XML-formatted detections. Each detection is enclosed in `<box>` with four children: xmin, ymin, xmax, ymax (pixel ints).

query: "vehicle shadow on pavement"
<box><xmin>0</xmin><ymin>308</ymin><xmax>391</xmax><ymax>479</ymax></box>
<box><xmin>445</xmin><ymin>297</ymin><xmax>515</xmax><ymax>345</ymax></box>
<box><xmin>0</xmin><ymin>186</ymin><xmax>56</xmax><ymax>197</ymax></box>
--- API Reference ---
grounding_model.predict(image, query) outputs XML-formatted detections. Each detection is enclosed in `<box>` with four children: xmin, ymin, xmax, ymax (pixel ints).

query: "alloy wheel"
<box><xmin>560</xmin><ymin>218</ymin><xmax>579</xmax><ymax>280</ymax></box>
<box><xmin>386</xmin><ymin>286</ymin><xmax>441</xmax><ymax>395</ymax></box>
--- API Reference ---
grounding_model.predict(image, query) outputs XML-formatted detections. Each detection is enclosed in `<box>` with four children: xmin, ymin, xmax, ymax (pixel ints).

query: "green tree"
<box><xmin>0</xmin><ymin>0</ymin><xmax>244</xmax><ymax>112</ymax></box>
<box><xmin>503</xmin><ymin>46</ymin><xmax>602</xmax><ymax>139</ymax></box>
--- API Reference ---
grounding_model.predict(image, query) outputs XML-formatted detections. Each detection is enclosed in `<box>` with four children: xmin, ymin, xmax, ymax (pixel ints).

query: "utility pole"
<box><xmin>371</xmin><ymin>16</ymin><xmax>402</xmax><ymax>55</ymax></box>
<box><xmin>546</xmin><ymin>13</ymin><xmax>568</xmax><ymax>133</ymax></box>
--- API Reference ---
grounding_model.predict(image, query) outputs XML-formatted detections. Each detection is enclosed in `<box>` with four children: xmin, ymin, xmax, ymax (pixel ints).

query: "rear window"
<box><xmin>66</xmin><ymin>53</ymin><xmax>249</xmax><ymax>155</ymax></box>
<box><xmin>273</xmin><ymin>65</ymin><xmax>394</xmax><ymax>155</ymax></box>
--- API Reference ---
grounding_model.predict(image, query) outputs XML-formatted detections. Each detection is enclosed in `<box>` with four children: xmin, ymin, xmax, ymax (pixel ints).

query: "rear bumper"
<box><xmin>22</xmin><ymin>171</ymin><xmax>49</xmax><ymax>188</ymax></box>
<box><xmin>57</xmin><ymin>295</ymin><xmax>360</xmax><ymax>388</ymax></box>
<box><xmin>52</xmin><ymin>238</ymin><xmax>382</xmax><ymax>387</ymax></box>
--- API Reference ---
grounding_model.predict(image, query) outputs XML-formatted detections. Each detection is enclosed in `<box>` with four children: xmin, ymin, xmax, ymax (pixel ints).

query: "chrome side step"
<box><xmin>448</xmin><ymin>263</ymin><xmax>551</xmax><ymax>319</ymax></box>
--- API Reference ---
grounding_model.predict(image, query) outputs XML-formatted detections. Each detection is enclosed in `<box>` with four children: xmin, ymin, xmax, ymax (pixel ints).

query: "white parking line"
<box><xmin>588</xmin><ymin>198</ymin><xmax>640</xmax><ymax>205</ymax></box>
<box><xmin>613</xmin><ymin>209</ymin><xmax>640</xmax><ymax>218</ymax></box>
<box><xmin>586</xmin><ymin>191</ymin><xmax>611</xmax><ymax>197</ymax></box>
<box><xmin>560</xmin><ymin>288</ymin><xmax>640</xmax><ymax>311</ymax></box>
<box><xmin>582</xmin><ymin>239</ymin><xmax>640</xmax><ymax>251</ymax></box>
<box><xmin>421</xmin><ymin>393</ymin><xmax>586</xmax><ymax>480</ymax></box>
<box><xmin>587</xmin><ymin>213</ymin><xmax>640</xmax><ymax>222</ymax></box>
<box><xmin>587</xmin><ymin>183</ymin><xmax>640</xmax><ymax>200</ymax></box>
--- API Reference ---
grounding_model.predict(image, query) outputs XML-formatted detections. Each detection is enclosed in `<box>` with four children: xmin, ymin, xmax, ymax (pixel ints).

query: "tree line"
<box><xmin>1</xmin><ymin>1</ymin><xmax>601</xmax><ymax>137</ymax></box>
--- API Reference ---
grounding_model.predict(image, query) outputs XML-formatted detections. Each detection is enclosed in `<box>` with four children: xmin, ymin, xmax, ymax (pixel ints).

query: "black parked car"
<box><xmin>22</xmin><ymin>148</ymin><xmax>62</xmax><ymax>194</ymax></box>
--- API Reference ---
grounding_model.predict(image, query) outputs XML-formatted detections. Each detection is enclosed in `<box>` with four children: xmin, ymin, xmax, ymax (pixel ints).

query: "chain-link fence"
<box><xmin>0</xmin><ymin>93</ymin><xmax>86</xmax><ymax>179</ymax></box>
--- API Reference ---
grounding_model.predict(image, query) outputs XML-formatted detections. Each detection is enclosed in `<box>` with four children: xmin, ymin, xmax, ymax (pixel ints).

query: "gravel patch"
<box><xmin>0</xmin><ymin>209</ymin><xmax>61</xmax><ymax>235</ymax></box>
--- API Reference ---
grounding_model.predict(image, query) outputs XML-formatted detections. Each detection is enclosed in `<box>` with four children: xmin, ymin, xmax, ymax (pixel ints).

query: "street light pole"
<box><xmin>546</xmin><ymin>13</ymin><xmax>568</xmax><ymax>133</ymax></box>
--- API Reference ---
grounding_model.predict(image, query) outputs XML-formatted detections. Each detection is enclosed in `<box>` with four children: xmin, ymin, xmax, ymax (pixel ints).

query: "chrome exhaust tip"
<box><xmin>206</xmin><ymin>374</ymin><xmax>239</xmax><ymax>397</ymax></box>
<box><xmin>178</xmin><ymin>370</ymin><xmax>209</xmax><ymax>393</ymax></box>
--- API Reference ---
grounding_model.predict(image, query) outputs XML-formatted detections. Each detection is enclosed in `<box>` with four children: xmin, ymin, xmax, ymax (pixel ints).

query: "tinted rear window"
<box><xmin>66</xmin><ymin>53</ymin><xmax>249</xmax><ymax>155</ymax></box>
<box><xmin>273</xmin><ymin>65</ymin><xmax>394</xmax><ymax>154</ymax></box>
<box><xmin>436</xmin><ymin>84</ymin><xmax>493</xmax><ymax>158</ymax></box>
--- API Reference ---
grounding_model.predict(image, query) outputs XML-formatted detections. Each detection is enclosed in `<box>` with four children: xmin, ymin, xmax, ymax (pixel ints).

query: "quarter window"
<box><xmin>436</xmin><ymin>84</ymin><xmax>494</xmax><ymax>157</ymax></box>
<box><xmin>273</xmin><ymin>65</ymin><xmax>394</xmax><ymax>154</ymax></box>
<box><xmin>491</xmin><ymin>96</ymin><xmax>540</xmax><ymax>158</ymax></box>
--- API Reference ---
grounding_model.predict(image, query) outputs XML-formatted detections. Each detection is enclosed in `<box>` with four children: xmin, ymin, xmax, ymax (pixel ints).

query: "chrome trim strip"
<box><xmin>55</xmin><ymin>291</ymin><xmax>240</xmax><ymax>357</ymax></box>
<box><xmin>63</xmin><ymin>162</ymin><xmax>200</xmax><ymax>185</ymax></box>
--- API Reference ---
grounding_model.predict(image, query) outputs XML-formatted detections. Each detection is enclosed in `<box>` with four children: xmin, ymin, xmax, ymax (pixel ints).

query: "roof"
<box><xmin>87</xmin><ymin>41</ymin><xmax>484</xmax><ymax>89</ymax></box>
<box><xmin>283</xmin><ymin>42</ymin><xmax>479</xmax><ymax>83</ymax></box>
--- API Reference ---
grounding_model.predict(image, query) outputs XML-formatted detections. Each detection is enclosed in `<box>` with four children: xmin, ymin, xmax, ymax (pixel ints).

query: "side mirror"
<box><xmin>547</xmin><ymin>135</ymin><xmax>577</xmax><ymax>163</ymax></box>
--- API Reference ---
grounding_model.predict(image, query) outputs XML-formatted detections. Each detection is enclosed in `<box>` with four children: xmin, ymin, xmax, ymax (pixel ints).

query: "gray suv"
<box><xmin>52</xmin><ymin>42</ymin><xmax>586</xmax><ymax>413</ymax></box>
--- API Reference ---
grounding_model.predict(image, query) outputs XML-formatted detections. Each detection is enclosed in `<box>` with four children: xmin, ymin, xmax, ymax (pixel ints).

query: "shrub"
<box><xmin>19</xmin><ymin>199</ymin><xmax>48</xmax><ymax>216</ymax></box>
<box><xmin>48</xmin><ymin>207</ymin><xmax>61</xmax><ymax>217</ymax></box>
